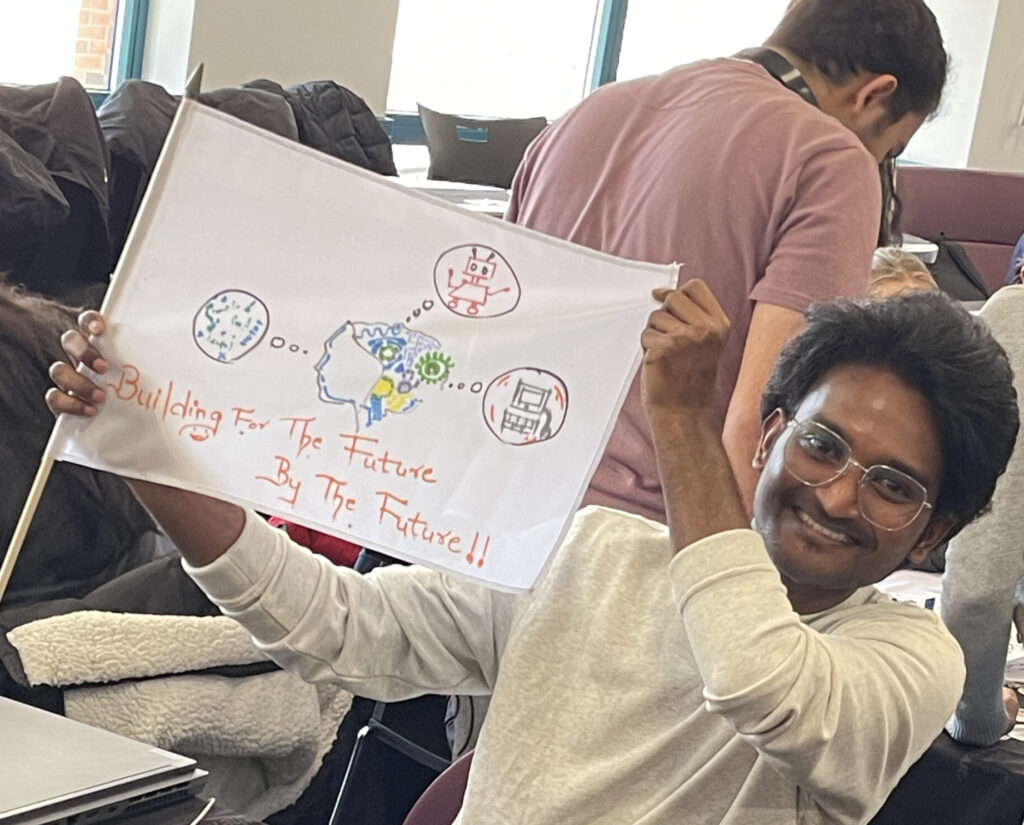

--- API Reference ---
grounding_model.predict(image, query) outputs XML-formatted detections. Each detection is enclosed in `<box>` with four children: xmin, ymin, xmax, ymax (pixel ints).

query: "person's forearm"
<box><xmin>127</xmin><ymin>479</ymin><xmax>245</xmax><ymax>567</ymax></box>
<box><xmin>722</xmin><ymin>303</ymin><xmax>806</xmax><ymax>518</ymax></box>
<box><xmin>723</xmin><ymin>406</ymin><xmax>762</xmax><ymax>518</ymax></box>
<box><xmin>649</xmin><ymin>407</ymin><xmax>749</xmax><ymax>550</ymax></box>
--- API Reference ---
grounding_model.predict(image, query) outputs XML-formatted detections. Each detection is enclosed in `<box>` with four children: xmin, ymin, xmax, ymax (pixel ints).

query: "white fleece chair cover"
<box><xmin>7</xmin><ymin>610</ymin><xmax>352</xmax><ymax>820</ymax></box>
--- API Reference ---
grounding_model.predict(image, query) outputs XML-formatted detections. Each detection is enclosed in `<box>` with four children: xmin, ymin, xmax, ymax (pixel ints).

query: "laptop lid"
<box><xmin>0</xmin><ymin>697</ymin><xmax>207</xmax><ymax>825</ymax></box>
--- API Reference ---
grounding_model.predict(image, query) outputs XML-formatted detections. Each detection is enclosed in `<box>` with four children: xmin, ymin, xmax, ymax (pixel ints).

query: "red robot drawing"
<box><xmin>446</xmin><ymin>247</ymin><xmax>511</xmax><ymax>315</ymax></box>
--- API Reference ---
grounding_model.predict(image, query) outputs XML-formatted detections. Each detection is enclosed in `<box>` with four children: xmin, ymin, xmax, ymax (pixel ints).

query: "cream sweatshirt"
<box><xmin>186</xmin><ymin>505</ymin><xmax>963</xmax><ymax>824</ymax></box>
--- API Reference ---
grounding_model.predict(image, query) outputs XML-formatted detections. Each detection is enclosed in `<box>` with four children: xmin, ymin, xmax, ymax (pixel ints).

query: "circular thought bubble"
<box><xmin>482</xmin><ymin>368</ymin><xmax>568</xmax><ymax>446</ymax></box>
<box><xmin>193</xmin><ymin>290</ymin><xmax>270</xmax><ymax>363</ymax></box>
<box><xmin>270</xmin><ymin>336</ymin><xmax>309</xmax><ymax>355</ymax></box>
<box><xmin>434</xmin><ymin>245</ymin><xmax>520</xmax><ymax>318</ymax></box>
<box><xmin>406</xmin><ymin>299</ymin><xmax>435</xmax><ymax>324</ymax></box>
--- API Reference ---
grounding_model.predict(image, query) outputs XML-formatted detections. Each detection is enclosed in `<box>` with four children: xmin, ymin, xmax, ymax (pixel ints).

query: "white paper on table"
<box><xmin>874</xmin><ymin>569</ymin><xmax>942</xmax><ymax>611</ymax></box>
<box><xmin>52</xmin><ymin>101</ymin><xmax>677</xmax><ymax>592</ymax></box>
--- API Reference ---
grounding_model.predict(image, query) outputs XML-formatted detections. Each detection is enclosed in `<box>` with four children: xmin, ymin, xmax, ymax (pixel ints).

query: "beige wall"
<box><xmin>142</xmin><ymin>0</ymin><xmax>400</xmax><ymax>113</ymax></box>
<box><xmin>968</xmin><ymin>0</ymin><xmax>1024</xmax><ymax>171</ymax></box>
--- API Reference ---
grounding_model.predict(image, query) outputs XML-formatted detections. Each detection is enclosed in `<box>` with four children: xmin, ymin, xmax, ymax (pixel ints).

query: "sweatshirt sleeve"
<box><xmin>184</xmin><ymin>509</ymin><xmax>520</xmax><ymax>700</ymax></box>
<box><xmin>670</xmin><ymin>528</ymin><xmax>964</xmax><ymax>824</ymax></box>
<box><xmin>941</xmin><ymin>287</ymin><xmax>1024</xmax><ymax>745</ymax></box>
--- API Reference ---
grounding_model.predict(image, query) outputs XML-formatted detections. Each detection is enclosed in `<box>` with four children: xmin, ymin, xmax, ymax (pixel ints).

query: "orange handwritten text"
<box><xmin>376</xmin><ymin>491</ymin><xmax>462</xmax><ymax>552</ymax></box>
<box><xmin>375</xmin><ymin>490</ymin><xmax>492</xmax><ymax>568</ymax></box>
<box><xmin>232</xmin><ymin>407</ymin><xmax>269</xmax><ymax>431</ymax></box>
<box><xmin>315</xmin><ymin>473</ymin><xmax>358</xmax><ymax>519</ymax></box>
<box><xmin>339</xmin><ymin>433</ymin><xmax>437</xmax><ymax>485</ymax></box>
<box><xmin>283</xmin><ymin>417</ymin><xmax>323</xmax><ymax>457</ymax></box>
<box><xmin>107</xmin><ymin>364</ymin><xmax>222</xmax><ymax>442</ymax></box>
<box><xmin>255</xmin><ymin>455</ymin><xmax>302</xmax><ymax>508</ymax></box>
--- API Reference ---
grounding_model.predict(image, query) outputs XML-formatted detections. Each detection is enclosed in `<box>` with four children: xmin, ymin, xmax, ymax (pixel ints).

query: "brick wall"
<box><xmin>73</xmin><ymin>0</ymin><xmax>119</xmax><ymax>90</ymax></box>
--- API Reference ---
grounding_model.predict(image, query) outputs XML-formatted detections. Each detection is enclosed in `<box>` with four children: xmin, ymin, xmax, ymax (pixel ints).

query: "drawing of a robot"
<box><xmin>447</xmin><ymin>247</ymin><xmax>511</xmax><ymax>315</ymax></box>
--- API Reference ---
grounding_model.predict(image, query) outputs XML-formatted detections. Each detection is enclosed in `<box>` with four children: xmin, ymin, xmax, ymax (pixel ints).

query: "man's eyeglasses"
<box><xmin>782</xmin><ymin>418</ymin><xmax>933</xmax><ymax>531</ymax></box>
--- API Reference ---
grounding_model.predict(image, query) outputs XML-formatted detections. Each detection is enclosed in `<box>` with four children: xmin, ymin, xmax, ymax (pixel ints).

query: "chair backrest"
<box><xmin>897</xmin><ymin>164</ymin><xmax>1024</xmax><ymax>294</ymax></box>
<box><xmin>418</xmin><ymin>104</ymin><xmax>546</xmax><ymax>189</ymax></box>
<box><xmin>401</xmin><ymin>749</ymin><xmax>474</xmax><ymax>825</ymax></box>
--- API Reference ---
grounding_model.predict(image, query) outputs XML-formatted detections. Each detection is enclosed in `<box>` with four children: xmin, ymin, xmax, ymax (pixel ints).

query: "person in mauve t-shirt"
<box><xmin>508</xmin><ymin>0</ymin><xmax>947</xmax><ymax>521</ymax></box>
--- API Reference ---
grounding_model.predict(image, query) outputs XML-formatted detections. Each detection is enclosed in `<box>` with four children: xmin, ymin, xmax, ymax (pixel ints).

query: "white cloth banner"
<box><xmin>54</xmin><ymin>101</ymin><xmax>676</xmax><ymax>591</ymax></box>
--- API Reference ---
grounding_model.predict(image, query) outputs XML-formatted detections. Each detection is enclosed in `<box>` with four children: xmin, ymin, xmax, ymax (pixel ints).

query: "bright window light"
<box><xmin>386</xmin><ymin>0</ymin><xmax>602</xmax><ymax>120</ymax></box>
<box><xmin>616</xmin><ymin>1</ymin><xmax>791</xmax><ymax>81</ymax></box>
<box><xmin>0</xmin><ymin>0</ymin><xmax>124</xmax><ymax>91</ymax></box>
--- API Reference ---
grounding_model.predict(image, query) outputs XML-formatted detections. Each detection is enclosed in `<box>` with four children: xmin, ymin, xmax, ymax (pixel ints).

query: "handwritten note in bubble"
<box><xmin>53</xmin><ymin>101</ymin><xmax>676</xmax><ymax>591</ymax></box>
<box><xmin>193</xmin><ymin>290</ymin><xmax>269</xmax><ymax>362</ymax></box>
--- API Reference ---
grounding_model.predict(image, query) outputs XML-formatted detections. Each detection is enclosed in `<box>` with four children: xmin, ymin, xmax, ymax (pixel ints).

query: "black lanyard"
<box><xmin>734</xmin><ymin>47</ymin><xmax>820</xmax><ymax>110</ymax></box>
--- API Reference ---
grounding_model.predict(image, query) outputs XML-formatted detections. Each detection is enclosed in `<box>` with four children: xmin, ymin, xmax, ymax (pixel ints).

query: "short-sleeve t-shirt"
<box><xmin>507</xmin><ymin>57</ymin><xmax>881</xmax><ymax>522</ymax></box>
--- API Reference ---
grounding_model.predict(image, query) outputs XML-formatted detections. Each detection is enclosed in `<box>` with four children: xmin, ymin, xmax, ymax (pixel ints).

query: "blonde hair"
<box><xmin>868</xmin><ymin>246</ymin><xmax>939</xmax><ymax>298</ymax></box>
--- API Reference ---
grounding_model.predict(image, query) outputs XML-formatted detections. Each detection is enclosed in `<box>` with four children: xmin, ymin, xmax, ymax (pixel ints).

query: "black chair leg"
<box><xmin>328</xmin><ymin>700</ymin><xmax>451</xmax><ymax>825</ymax></box>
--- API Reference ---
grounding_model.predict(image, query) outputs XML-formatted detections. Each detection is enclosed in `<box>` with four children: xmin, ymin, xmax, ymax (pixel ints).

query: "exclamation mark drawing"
<box><xmin>466</xmin><ymin>532</ymin><xmax>491</xmax><ymax>568</ymax></box>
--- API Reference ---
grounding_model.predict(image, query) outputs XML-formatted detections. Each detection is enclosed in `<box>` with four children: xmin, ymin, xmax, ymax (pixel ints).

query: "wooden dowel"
<box><xmin>0</xmin><ymin>422</ymin><xmax>62</xmax><ymax>605</ymax></box>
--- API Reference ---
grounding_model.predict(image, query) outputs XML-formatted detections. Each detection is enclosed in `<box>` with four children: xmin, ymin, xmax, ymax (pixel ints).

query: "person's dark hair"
<box><xmin>761</xmin><ymin>293</ymin><xmax>1018</xmax><ymax>533</ymax></box>
<box><xmin>0</xmin><ymin>279</ymin><xmax>157</xmax><ymax>606</ymax></box>
<box><xmin>767</xmin><ymin>0</ymin><xmax>948</xmax><ymax>122</ymax></box>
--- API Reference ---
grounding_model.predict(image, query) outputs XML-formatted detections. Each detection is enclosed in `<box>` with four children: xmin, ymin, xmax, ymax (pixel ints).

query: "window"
<box><xmin>0</xmin><ymin>0</ymin><xmax>147</xmax><ymax>95</ymax></box>
<box><xmin>386</xmin><ymin>0</ymin><xmax>603</xmax><ymax>120</ymax></box>
<box><xmin>615</xmin><ymin>1</ymin><xmax>790</xmax><ymax>81</ymax></box>
<box><xmin>385</xmin><ymin>0</ymin><xmax>795</xmax><ymax>141</ymax></box>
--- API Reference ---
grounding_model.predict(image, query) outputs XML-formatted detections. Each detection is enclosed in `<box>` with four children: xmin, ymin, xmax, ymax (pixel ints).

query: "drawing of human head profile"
<box><xmin>483</xmin><ymin>368</ymin><xmax>568</xmax><ymax>445</ymax></box>
<box><xmin>192</xmin><ymin>290</ymin><xmax>269</xmax><ymax>363</ymax></box>
<box><xmin>315</xmin><ymin>323</ymin><xmax>384</xmax><ymax>409</ymax></box>
<box><xmin>316</xmin><ymin>320</ymin><xmax>453</xmax><ymax>428</ymax></box>
<box><xmin>434</xmin><ymin>245</ymin><xmax>520</xmax><ymax>318</ymax></box>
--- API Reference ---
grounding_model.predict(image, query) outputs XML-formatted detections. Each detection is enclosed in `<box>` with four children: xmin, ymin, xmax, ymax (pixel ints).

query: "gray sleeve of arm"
<box><xmin>941</xmin><ymin>289</ymin><xmax>1024</xmax><ymax>745</ymax></box>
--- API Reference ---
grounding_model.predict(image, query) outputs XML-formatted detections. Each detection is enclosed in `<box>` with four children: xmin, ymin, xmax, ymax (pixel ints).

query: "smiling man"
<box><xmin>48</xmin><ymin>285</ymin><xmax>1017</xmax><ymax>824</ymax></box>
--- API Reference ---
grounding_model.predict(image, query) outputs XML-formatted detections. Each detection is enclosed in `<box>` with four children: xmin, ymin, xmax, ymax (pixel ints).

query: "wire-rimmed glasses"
<box><xmin>783</xmin><ymin>418</ymin><xmax>932</xmax><ymax>531</ymax></box>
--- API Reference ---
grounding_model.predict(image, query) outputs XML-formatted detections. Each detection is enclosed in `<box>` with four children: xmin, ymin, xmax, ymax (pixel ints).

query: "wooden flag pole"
<box><xmin>0</xmin><ymin>64</ymin><xmax>207</xmax><ymax>606</ymax></box>
<box><xmin>0</xmin><ymin>424</ymin><xmax>62</xmax><ymax>605</ymax></box>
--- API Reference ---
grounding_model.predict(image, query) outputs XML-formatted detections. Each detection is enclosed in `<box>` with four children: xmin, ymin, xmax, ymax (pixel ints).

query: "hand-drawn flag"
<box><xmin>52</xmin><ymin>101</ymin><xmax>676</xmax><ymax>591</ymax></box>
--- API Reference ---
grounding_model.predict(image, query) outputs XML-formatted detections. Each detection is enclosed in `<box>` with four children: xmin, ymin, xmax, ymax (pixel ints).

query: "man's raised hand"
<box><xmin>640</xmin><ymin>279</ymin><xmax>731</xmax><ymax>417</ymax></box>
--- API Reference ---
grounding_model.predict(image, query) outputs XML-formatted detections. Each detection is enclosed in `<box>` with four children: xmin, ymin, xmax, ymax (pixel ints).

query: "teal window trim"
<box><xmin>384</xmin><ymin>0</ymin><xmax>627</xmax><ymax>146</ymax></box>
<box><xmin>88</xmin><ymin>0</ymin><xmax>149</xmax><ymax>107</ymax></box>
<box><xmin>590</xmin><ymin>0</ymin><xmax>628</xmax><ymax>90</ymax></box>
<box><xmin>381</xmin><ymin>113</ymin><xmax>427</xmax><ymax>144</ymax></box>
<box><xmin>117</xmin><ymin>0</ymin><xmax>150</xmax><ymax>85</ymax></box>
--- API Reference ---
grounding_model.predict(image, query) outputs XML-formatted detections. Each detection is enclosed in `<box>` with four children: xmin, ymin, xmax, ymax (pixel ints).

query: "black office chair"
<box><xmin>417</xmin><ymin>103</ymin><xmax>547</xmax><ymax>190</ymax></box>
<box><xmin>325</xmin><ymin>696</ymin><xmax>451</xmax><ymax>825</ymax></box>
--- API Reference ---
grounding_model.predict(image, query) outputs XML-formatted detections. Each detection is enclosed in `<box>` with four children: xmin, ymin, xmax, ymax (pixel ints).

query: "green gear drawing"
<box><xmin>377</xmin><ymin>343</ymin><xmax>401</xmax><ymax>363</ymax></box>
<box><xmin>416</xmin><ymin>351</ymin><xmax>454</xmax><ymax>384</ymax></box>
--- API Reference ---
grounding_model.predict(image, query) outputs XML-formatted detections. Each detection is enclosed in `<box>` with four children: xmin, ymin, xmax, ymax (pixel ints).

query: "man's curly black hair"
<box><xmin>761</xmin><ymin>292</ymin><xmax>1019</xmax><ymax>534</ymax></box>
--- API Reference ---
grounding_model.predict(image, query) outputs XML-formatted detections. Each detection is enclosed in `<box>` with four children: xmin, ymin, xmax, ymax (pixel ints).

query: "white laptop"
<box><xmin>0</xmin><ymin>697</ymin><xmax>208</xmax><ymax>825</ymax></box>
